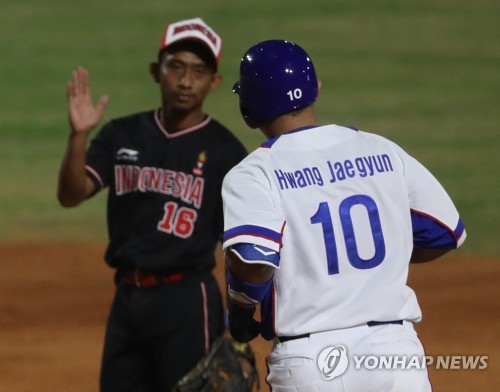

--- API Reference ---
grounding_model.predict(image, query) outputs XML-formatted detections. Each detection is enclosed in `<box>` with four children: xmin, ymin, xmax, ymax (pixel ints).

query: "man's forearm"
<box><xmin>57</xmin><ymin>132</ymin><xmax>94</xmax><ymax>206</ymax></box>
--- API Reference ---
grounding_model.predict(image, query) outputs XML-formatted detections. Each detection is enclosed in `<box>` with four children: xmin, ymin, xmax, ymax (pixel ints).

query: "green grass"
<box><xmin>1</xmin><ymin>0</ymin><xmax>499</xmax><ymax>255</ymax></box>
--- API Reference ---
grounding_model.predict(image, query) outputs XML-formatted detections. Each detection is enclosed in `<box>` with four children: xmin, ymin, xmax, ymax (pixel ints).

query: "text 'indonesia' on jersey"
<box><xmin>114</xmin><ymin>165</ymin><xmax>204</xmax><ymax>209</ymax></box>
<box><xmin>274</xmin><ymin>153</ymin><xmax>394</xmax><ymax>190</ymax></box>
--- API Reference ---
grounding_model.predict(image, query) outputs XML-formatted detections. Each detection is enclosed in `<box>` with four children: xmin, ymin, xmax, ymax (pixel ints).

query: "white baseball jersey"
<box><xmin>222</xmin><ymin>124</ymin><xmax>466</xmax><ymax>337</ymax></box>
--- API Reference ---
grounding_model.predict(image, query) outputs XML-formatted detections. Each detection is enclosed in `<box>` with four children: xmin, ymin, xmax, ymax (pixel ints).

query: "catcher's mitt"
<box><xmin>173</xmin><ymin>336</ymin><xmax>259</xmax><ymax>392</ymax></box>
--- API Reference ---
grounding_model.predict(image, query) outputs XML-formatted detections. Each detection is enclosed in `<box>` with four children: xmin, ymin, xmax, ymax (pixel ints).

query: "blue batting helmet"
<box><xmin>233</xmin><ymin>40</ymin><xmax>318</xmax><ymax>129</ymax></box>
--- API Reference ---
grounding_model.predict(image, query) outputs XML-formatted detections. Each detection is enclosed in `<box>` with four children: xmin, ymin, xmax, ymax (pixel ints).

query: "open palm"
<box><xmin>67</xmin><ymin>67</ymin><xmax>109</xmax><ymax>133</ymax></box>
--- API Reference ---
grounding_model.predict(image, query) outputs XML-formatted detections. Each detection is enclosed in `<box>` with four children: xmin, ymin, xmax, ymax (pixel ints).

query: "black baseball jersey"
<box><xmin>85</xmin><ymin>109</ymin><xmax>247</xmax><ymax>271</ymax></box>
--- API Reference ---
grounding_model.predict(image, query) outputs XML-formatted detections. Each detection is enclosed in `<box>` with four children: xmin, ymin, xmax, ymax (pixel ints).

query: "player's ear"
<box><xmin>150</xmin><ymin>62</ymin><xmax>160</xmax><ymax>83</ymax></box>
<box><xmin>209</xmin><ymin>73</ymin><xmax>222</xmax><ymax>91</ymax></box>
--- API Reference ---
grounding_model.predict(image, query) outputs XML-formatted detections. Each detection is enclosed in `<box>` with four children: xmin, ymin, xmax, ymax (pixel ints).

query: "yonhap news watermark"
<box><xmin>317</xmin><ymin>345</ymin><xmax>488</xmax><ymax>380</ymax></box>
<box><xmin>351</xmin><ymin>354</ymin><xmax>488</xmax><ymax>370</ymax></box>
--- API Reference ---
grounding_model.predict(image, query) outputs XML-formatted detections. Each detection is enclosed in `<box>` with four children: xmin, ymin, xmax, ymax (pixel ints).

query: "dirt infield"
<box><xmin>0</xmin><ymin>242</ymin><xmax>498</xmax><ymax>391</ymax></box>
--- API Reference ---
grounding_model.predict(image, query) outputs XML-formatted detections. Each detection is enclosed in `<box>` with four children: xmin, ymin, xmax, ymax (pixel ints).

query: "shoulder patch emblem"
<box><xmin>193</xmin><ymin>151</ymin><xmax>206</xmax><ymax>176</ymax></box>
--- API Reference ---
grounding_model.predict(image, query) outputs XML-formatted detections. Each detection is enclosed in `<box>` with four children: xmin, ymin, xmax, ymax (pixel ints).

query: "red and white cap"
<box><xmin>159</xmin><ymin>17</ymin><xmax>222</xmax><ymax>65</ymax></box>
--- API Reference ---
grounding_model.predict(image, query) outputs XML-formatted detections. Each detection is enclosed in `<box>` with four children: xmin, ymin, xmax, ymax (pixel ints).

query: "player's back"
<box><xmin>265</xmin><ymin>124</ymin><xmax>419</xmax><ymax>336</ymax></box>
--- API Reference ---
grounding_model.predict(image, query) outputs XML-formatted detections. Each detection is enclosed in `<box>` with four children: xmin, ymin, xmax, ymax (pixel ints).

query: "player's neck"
<box><xmin>159</xmin><ymin>107</ymin><xmax>207</xmax><ymax>133</ymax></box>
<box><xmin>261</xmin><ymin>106</ymin><xmax>318</xmax><ymax>139</ymax></box>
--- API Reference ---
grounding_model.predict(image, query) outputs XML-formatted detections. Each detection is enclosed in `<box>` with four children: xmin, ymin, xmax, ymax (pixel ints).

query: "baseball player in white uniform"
<box><xmin>221</xmin><ymin>40</ymin><xmax>466</xmax><ymax>391</ymax></box>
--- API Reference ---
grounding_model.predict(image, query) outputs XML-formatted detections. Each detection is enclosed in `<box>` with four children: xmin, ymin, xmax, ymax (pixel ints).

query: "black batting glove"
<box><xmin>225</xmin><ymin>301</ymin><xmax>261</xmax><ymax>343</ymax></box>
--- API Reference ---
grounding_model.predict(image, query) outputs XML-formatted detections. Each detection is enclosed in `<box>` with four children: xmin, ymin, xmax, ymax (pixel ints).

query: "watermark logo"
<box><xmin>317</xmin><ymin>345</ymin><xmax>349</xmax><ymax>380</ymax></box>
<box><xmin>427</xmin><ymin>356</ymin><xmax>488</xmax><ymax>370</ymax></box>
<box><xmin>352</xmin><ymin>355</ymin><xmax>488</xmax><ymax>370</ymax></box>
<box><xmin>353</xmin><ymin>355</ymin><xmax>427</xmax><ymax>370</ymax></box>
<box><xmin>316</xmin><ymin>348</ymin><xmax>488</xmax><ymax>379</ymax></box>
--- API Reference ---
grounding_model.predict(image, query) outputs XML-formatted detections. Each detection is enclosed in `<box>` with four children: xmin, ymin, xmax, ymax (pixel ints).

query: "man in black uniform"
<box><xmin>57</xmin><ymin>17</ymin><xmax>247</xmax><ymax>391</ymax></box>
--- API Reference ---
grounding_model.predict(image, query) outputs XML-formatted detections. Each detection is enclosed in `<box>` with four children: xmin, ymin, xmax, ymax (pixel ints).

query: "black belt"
<box><xmin>278</xmin><ymin>333</ymin><xmax>310</xmax><ymax>343</ymax></box>
<box><xmin>367</xmin><ymin>320</ymin><xmax>403</xmax><ymax>327</ymax></box>
<box><xmin>278</xmin><ymin>320</ymin><xmax>403</xmax><ymax>343</ymax></box>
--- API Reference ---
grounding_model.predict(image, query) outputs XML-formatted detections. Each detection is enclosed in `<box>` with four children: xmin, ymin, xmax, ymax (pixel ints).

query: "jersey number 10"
<box><xmin>310</xmin><ymin>194</ymin><xmax>386</xmax><ymax>275</ymax></box>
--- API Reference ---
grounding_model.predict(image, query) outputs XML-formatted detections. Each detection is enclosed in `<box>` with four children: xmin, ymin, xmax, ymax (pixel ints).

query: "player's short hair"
<box><xmin>158</xmin><ymin>40</ymin><xmax>218</xmax><ymax>72</ymax></box>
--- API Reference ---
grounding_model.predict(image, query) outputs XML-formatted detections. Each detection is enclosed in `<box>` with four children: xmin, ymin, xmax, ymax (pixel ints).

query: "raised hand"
<box><xmin>67</xmin><ymin>67</ymin><xmax>109</xmax><ymax>133</ymax></box>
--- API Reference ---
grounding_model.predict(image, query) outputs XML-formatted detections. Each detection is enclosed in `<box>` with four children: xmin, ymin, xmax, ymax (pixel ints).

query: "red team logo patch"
<box><xmin>172</xmin><ymin>23</ymin><xmax>218</xmax><ymax>46</ymax></box>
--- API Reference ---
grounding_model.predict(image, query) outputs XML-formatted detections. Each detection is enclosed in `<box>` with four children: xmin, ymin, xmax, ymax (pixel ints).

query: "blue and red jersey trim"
<box><xmin>223</xmin><ymin>225</ymin><xmax>282</xmax><ymax>245</ymax></box>
<box><xmin>411</xmin><ymin>209</ymin><xmax>465</xmax><ymax>249</ymax></box>
<box><xmin>260</xmin><ymin>125</ymin><xmax>318</xmax><ymax>149</ymax></box>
